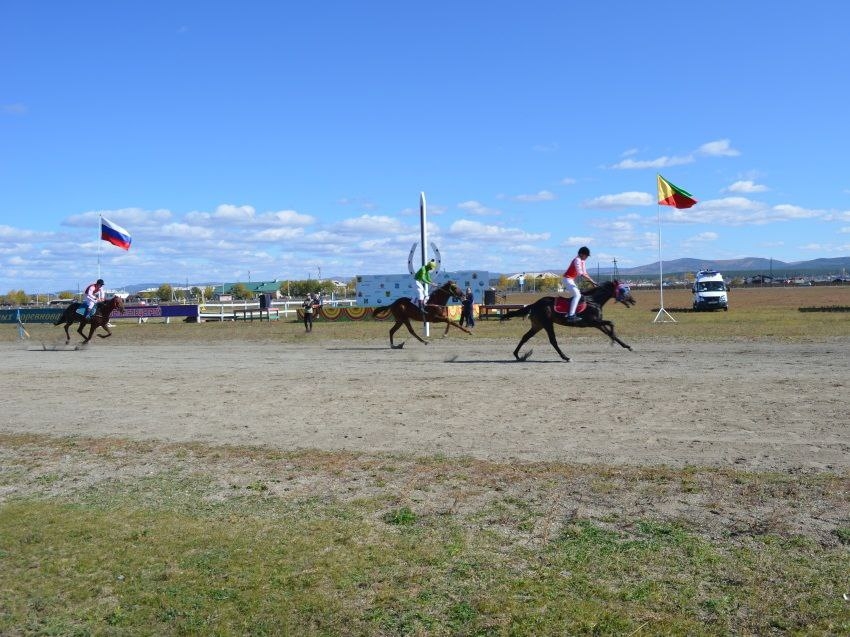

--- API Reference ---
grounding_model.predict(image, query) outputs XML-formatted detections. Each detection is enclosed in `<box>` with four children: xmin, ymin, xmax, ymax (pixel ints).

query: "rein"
<box><xmin>427</xmin><ymin>283</ymin><xmax>459</xmax><ymax>307</ymax></box>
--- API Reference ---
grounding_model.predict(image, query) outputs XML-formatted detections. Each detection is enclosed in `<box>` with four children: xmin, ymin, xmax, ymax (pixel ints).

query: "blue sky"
<box><xmin>3</xmin><ymin>1</ymin><xmax>850</xmax><ymax>292</ymax></box>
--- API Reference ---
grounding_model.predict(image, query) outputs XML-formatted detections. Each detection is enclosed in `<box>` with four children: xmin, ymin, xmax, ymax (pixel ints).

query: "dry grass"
<box><xmin>7</xmin><ymin>284</ymin><xmax>850</xmax><ymax>345</ymax></box>
<box><xmin>1</xmin><ymin>434</ymin><xmax>848</xmax><ymax>635</ymax></box>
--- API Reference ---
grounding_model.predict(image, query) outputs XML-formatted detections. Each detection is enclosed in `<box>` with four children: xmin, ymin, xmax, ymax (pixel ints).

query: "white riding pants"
<box><xmin>563</xmin><ymin>277</ymin><xmax>580</xmax><ymax>315</ymax></box>
<box><xmin>415</xmin><ymin>281</ymin><xmax>429</xmax><ymax>304</ymax></box>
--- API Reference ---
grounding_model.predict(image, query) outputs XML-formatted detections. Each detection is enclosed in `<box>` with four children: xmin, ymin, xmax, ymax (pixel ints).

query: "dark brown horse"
<box><xmin>54</xmin><ymin>296</ymin><xmax>125</xmax><ymax>344</ymax></box>
<box><xmin>500</xmin><ymin>280</ymin><xmax>635</xmax><ymax>361</ymax></box>
<box><xmin>372</xmin><ymin>280</ymin><xmax>472</xmax><ymax>349</ymax></box>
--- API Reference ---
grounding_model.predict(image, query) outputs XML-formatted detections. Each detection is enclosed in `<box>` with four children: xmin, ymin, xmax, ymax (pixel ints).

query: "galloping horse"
<box><xmin>54</xmin><ymin>296</ymin><xmax>125</xmax><ymax>344</ymax></box>
<box><xmin>372</xmin><ymin>280</ymin><xmax>472</xmax><ymax>349</ymax></box>
<box><xmin>500</xmin><ymin>280</ymin><xmax>635</xmax><ymax>361</ymax></box>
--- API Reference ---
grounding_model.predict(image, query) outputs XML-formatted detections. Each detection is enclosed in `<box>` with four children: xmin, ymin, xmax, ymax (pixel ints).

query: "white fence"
<box><xmin>199</xmin><ymin>298</ymin><xmax>357</xmax><ymax>321</ymax></box>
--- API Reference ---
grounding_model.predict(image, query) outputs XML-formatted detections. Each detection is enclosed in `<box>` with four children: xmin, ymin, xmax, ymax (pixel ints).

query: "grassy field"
<box><xmin>9</xmin><ymin>285</ymin><xmax>850</xmax><ymax>345</ymax></box>
<box><xmin>2</xmin><ymin>285</ymin><xmax>849</xmax><ymax>635</ymax></box>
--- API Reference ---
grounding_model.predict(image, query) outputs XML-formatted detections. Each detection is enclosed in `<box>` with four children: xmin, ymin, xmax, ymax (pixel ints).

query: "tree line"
<box><xmin>1</xmin><ymin>279</ymin><xmax>355</xmax><ymax>306</ymax></box>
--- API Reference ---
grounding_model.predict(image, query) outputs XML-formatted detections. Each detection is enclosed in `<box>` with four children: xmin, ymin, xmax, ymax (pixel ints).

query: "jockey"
<box><xmin>414</xmin><ymin>259</ymin><xmax>437</xmax><ymax>309</ymax></box>
<box><xmin>83</xmin><ymin>278</ymin><xmax>105</xmax><ymax>318</ymax></box>
<box><xmin>563</xmin><ymin>247</ymin><xmax>597</xmax><ymax>323</ymax></box>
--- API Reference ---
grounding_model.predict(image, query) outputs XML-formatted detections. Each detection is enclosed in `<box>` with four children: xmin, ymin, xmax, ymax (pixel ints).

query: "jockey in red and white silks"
<box><xmin>562</xmin><ymin>247</ymin><xmax>597</xmax><ymax>320</ymax></box>
<box><xmin>83</xmin><ymin>279</ymin><xmax>105</xmax><ymax>318</ymax></box>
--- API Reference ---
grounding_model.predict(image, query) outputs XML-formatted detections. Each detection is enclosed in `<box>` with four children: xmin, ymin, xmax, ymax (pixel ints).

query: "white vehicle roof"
<box><xmin>695</xmin><ymin>270</ymin><xmax>724</xmax><ymax>279</ymax></box>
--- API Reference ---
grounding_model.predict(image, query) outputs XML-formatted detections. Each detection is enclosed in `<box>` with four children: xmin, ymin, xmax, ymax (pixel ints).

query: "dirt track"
<box><xmin>2</xmin><ymin>337</ymin><xmax>848</xmax><ymax>472</ymax></box>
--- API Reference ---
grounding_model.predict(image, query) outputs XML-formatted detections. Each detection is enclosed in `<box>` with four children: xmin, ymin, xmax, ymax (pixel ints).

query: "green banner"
<box><xmin>0</xmin><ymin>308</ymin><xmax>64</xmax><ymax>324</ymax></box>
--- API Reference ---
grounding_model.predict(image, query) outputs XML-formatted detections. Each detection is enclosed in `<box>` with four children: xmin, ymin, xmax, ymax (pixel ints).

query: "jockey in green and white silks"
<box><xmin>414</xmin><ymin>259</ymin><xmax>437</xmax><ymax>308</ymax></box>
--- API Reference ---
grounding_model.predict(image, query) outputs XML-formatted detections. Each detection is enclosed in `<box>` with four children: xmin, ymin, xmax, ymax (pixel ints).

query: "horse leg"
<box><xmin>597</xmin><ymin>321</ymin><xmax>632</xmax><ymax>350</ymax></box>
<box><xmin>389</xmin><ymin>321</ymin><xmax>405</xmax><ymax>349</ymax></box>
<box><xmin>403</xmin><ymin>317</ymin><xmax>428</xmax><ymax>345</ymax></box>
<box><xmin>513</xmin><ymin>326</ymin><xmax>540</xmax><ymax>361</ymax></box>
<box><xmin>440</xmin><ymin>317</ymin><xmax>472</xmax><ymax>336</ymax></box>
<box><xmin>98</xmin><ymin>322</ymin><xmax>113</xmax><ymax>339</ymax></box>
<box><xmin>543</xmin><ymin>323</ymin><xmax>570</xmax><ymax>361</ymax></box>
<box><xmin>63</xmin><ymin>322</ymin><xmax>72</xmax><ymax>344</ymax></box>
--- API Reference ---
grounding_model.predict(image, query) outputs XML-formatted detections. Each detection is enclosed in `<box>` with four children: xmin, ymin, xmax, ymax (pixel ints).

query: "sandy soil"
<box><xmin>2</xmin><ymin>337</ymin><xmax>848</xmax><ymax>472</ymax></box>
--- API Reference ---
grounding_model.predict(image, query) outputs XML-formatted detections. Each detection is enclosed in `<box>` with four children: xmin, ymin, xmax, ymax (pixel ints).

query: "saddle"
<box><xmin>554</xmin><ymin>296</ymin><xmax>587</xmax><ymax>315</ymax></box>
<box><xmin>75</xmin><ymin>302</ymin><xmax>99</xmax><ymax>319</ymax></box>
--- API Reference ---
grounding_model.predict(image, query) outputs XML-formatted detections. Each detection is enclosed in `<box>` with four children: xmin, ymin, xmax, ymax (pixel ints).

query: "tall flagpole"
<box><xmin>420</xmin><ymin>192</ymin><xmax>430</xmax><ymax>337</ymax></box>
<box><xmin>653</xmin><ymin>176</ymin><xmax>676</xmax><ymax>323</ymax></box>
<box><xmin>97</xmin><ymin>214</ymin><xmax>102</xmax><ymax>281</ymax></box>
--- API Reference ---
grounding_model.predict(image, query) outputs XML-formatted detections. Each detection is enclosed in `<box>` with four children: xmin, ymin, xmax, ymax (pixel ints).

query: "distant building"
<box><xmin>216</xmin><ymin>281</ymin><xmax>281</xmax><ymax>299</ymax></box>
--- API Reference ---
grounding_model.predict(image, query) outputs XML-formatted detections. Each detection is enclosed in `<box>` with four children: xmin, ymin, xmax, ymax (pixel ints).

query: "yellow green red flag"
<box><xmin>657</xmin><ymin>175</ymin><xmax>697</xmax><ymax>209</ymax></box>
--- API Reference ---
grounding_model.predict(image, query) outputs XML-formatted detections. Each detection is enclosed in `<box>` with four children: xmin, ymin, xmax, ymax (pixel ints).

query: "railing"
<box><xmin>199</xmin><ymin>299</ymin><xmax>357</xmax><ymax>321</ymax></box>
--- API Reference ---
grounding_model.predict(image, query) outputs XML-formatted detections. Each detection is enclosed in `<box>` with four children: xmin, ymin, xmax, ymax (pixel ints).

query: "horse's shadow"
<box><xmin>444</xmin><ymin>354</ymin><xmax>564</xmax><ymax>364</ymax></box>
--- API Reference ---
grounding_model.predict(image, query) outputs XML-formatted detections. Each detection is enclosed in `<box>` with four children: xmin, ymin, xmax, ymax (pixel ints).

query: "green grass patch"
<box><xmin>1</xmin><ymin>435</ymin><xmax>848</xmax><ymax>635</ymax></box>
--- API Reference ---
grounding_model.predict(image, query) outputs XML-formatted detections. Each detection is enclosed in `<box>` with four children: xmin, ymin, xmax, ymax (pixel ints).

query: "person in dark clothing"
<box><xmin>460</xmin><ymin>286</ymin><xmax>475</xmax><ymax>328</ymax></box>
<box><xmin>302</xmin><ymin>293</ymin><xmax>316</xmax><ymax>332</ymax></box>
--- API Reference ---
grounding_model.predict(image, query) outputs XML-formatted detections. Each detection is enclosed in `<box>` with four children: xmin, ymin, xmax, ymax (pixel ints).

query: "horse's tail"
<box><xmin>500</xmin><ymin>305</ymin><xmax>531</xmax><ymax>322</ymax></box>
<box><xmin>372</xmin><ymin>306</ymin><xmax>392</xmax><ymax>319</ymax></box>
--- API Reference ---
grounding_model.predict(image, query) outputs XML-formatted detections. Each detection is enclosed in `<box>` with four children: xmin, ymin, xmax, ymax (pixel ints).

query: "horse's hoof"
<box><xmin>517</xmin><ymin>350</ymin><xmax>532</xmax><ymax>362</ymax></box>
<box><xmin>391</xmin><ymin>343</ymin><xmax>405</xmax><ymax>349</ymax></box>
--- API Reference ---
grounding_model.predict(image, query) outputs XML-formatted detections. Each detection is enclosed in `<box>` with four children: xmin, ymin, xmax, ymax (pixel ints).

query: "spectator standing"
<box><xmin>302</xmin><ymin>293</ymin><xmax>316</xmax><ymax>332</ymax></box>
<box><xmin>460</xmin><ymin>286</ymin><xmax>475</xmax><ymax>328</ymax></box>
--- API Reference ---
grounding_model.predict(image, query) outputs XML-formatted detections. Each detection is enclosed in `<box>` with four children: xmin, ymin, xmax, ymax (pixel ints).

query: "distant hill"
<box><xmin>613</xmin><ymin>256</ymin><xmax>850</xmax><ymax>277</ymax></box>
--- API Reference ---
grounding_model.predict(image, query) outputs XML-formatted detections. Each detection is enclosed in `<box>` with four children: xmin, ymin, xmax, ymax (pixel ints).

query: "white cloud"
<box><xmin>160</xmin><ymin>223</ymin><xmax>214</xmax><ymax>239</ymax></box>
<box><xmin>212</xmin><ymin>204</ymin><xmax>256</xmax><ymax>223</ymax></box>
<box><xmin>258</xmin><ymin>210</ymin><xmax>315</xmax><ymax>226</ymax></box>
<box><xmin>336</xmin><ymin>214</ymin><xmax>410</xmax><ymax>235</ymax></box>
<box><xmin>511</xmin><ymin>190</ymin><xmax>555</xmax><ymax>202</ymax></box>
<box><xmin>611</xmin><ymin>139</ymin><xmax>739</xmax><ymax>170</ymax></box>
<box><xmin>697</xmin><ymin>139</ymin><xmax>740</xmax><ymax>157</ymax></box>
<box><xmin>457</xmin><ymin>201</ymin><xmax>501</xmax><ymax>216</ymax></box>
<box><xmin>561</xmin><ymin>177</ymin><xmax>577</xmax><ymax>185</ymax></box>
<box><xmin>611</xmin><ymin>155</ymin><xmax>694</xmax><ymax>169</ymax></box>
<box><xmin>65</xmin><ymin>208</ymin><xmax>172</xmax><ymax>228</ymax></box>
<box><xmin>254</xmin><ymin>227</ymin><xmax>306</xmax><ymax>241</ymax></box>
<box><xmin>581</xmin><ymin>191</ymin><xmax>654</xmax><ymax>209</ymax></box>
<box><xmin>589</xmin><ymin>218</ymin><xmax>658</xmax><ymax>252</ymax></box>
<box><xmin>664</xmin><ymin>198</ymin><xmax>824</xmax><ymax>226</ymax></box>
<box><xmin>449</xmin><ymin>219</ymin><xmax>549</xmax><ymax>242</ymax></box>
<box><xmin>2</xmin><ymin>103</ymin><xmax>27</xmax><ymax>115</ymax></box>
<box><xmin>684</xmin><ymin>231</ymin><xmax>719</xmax><ymax>243</ymax></box>
<box><xmin>0</xmin><ymin>225</ymin><xmax>46</xmax><ymax>240</ymax></box>
<box><xmin>725</xmin><ymin>180</ymin><xmax>768</xmax><ymax>193</ymax></box>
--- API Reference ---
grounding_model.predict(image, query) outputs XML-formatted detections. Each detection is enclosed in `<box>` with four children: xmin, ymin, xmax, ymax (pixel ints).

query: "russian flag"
<box><xmin>101</xmin><ymin>217</ymin><xmax>132</xmax><ymax>250</ymax></box>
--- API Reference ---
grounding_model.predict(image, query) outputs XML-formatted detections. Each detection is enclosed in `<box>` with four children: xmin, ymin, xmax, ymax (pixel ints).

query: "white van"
<box><xmin>692</xmin><ymin>270</ymin><xmax>728</xmax><ymax>311</ymax></box>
